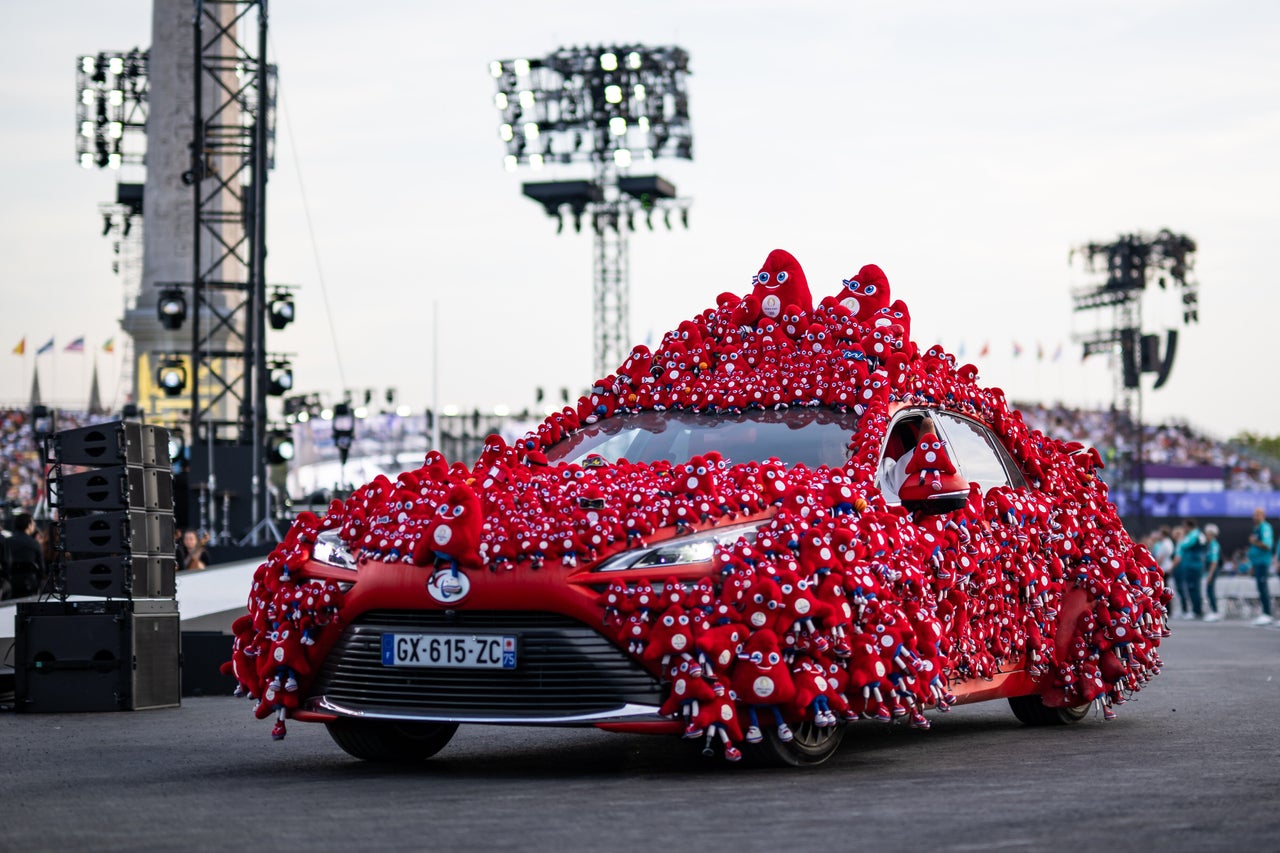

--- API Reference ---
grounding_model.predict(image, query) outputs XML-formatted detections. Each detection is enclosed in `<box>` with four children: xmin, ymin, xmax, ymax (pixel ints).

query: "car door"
<box><xmin>877</xmin><ymin>408</ymin><xmax>1026</xmax><ymax>502</ymax></box>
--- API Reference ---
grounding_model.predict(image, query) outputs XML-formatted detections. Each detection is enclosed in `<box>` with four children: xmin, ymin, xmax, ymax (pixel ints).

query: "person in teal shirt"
<box><xmin>1173</xmin><ymin>520</ymin><xmax>1208</xmax><ymax>620</ymax></box>
<box><xmin>1247</xmin><ymin>507</ymin><xmax>1274</xmax><ymax>626</ymax></box>
<box><xmin>1202</xmin><ymin>524</ymin><xmax>1222</xmax><ymax>621</ymax></box>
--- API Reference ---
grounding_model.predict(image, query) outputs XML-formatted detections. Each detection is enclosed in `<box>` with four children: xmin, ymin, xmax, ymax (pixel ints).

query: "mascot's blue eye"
<box><xmin>756</xmin><ymin>271</ymin><xmax>770</xmax><ymax>284</ymax></box>
<box><xmin>777</xmin><ymin>270</ymin><xmax>789</xmax><ymax>284</ymax></box>
<box><xmin>864</xmin><ymin>283</ymin><xmax>877</xmax><ymax>295</ymax></box>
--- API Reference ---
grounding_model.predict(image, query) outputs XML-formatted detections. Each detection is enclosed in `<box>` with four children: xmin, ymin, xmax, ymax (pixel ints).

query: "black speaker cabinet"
<box><xmin>62</xmin><ymin>510</ymin><xmax>147</xmax><ymax>555</ymax></box>
<box><xmin>141</xmin><ymin>424</ymin><xmax>172</xmax><ymax>470</ymax></box>
<box><xmin>54</xmin><ymin>466</ymin><xmax>173</xmax><ymax>513</ymax></box>
<box><xmin>64</xmin><ymin>555</ymin><xmax>177</xmax><ymax>598</ymax></box>
<box><xmin>53</xmin><ymin>421</ymin><xmax>144</xmax><ymax>467</ymax></box>
<box><xmin>61</xmin><ymin>510</ymin><xmax>174</xmax><ymax>557</ymax></box>
<box><xmin>14</xmin><ymin>599</ymin><xmax>181</xmax><ymax>712</ymax></box>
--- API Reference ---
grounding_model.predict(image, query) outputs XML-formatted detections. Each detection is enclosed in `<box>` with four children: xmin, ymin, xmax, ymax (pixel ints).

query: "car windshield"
<box><xmin>544</xmin><ymin>408</ymin><xmax>862</xmax><ymax>468</ymax></box>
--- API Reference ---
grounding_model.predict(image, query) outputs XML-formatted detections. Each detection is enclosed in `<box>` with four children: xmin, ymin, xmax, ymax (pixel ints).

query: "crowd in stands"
<box><xmin>1</xmin><ymin>407</ymin><xmax>98</xmax><ymax>515</ymax></box>
<box><xmin>1017</xmin><ymin>402</ymin><xmax>1277</xmax><ymax>491</ymax></box>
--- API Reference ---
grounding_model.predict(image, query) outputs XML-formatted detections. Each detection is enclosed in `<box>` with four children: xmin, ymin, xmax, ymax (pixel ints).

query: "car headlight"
<box><xmin>593</xmin><ymin>520</ymin><xmax>764</xmax><ymax>572</ymax></box>
<box><xmin>313</xmin><ymin>528</ymin><xmax>356</xmax><ymax>570</ymax></box>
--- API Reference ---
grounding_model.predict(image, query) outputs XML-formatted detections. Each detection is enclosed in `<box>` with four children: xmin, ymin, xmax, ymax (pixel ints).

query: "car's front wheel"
<box><xmin>325</xmin><ymin>718</ymin><xmax>459</xmax><ymax>763</ymax></box>
<box><xmin>1008</xmin><ymin>694</ymin><xmax>1090</xmax><ymax>726</ymax></box>
<box><xmin>746</xmin><ymin>720</ymin><xmax>846</xmax><ymax>767</ymax></box>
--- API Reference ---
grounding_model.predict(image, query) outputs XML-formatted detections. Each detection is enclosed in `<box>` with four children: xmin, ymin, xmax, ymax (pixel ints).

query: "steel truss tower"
<box><xmin>492</xmin><ymin>45</ymin><xmax>693</xmax><ymax>379</ymax></box>
<box><xmin>1070</xmin><ymin>229</ymin><xmax>1198</xmax><ymax>530</ymax></box>
<box><xmin>186</xmin><ymin>0</ymin><xmax>280</xmax><ymax>544</ymax></box>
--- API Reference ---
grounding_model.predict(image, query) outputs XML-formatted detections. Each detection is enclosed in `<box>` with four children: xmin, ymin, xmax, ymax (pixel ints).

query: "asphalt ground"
<box><xmin>1</xmin><ymin>619</ymin><xmax>1278</xmax><ymax>852</ymax></box>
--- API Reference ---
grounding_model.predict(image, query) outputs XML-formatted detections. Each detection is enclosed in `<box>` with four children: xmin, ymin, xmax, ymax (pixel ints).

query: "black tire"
<box><xmin>746</xmin><ymin>721</ymin><xmax>845</xmax><ymax>767</ymax></box>
<box><xmin>325</xmin><ymin>718</ymin><xmax>459</xmax><ymax>763</ymax></box>
<box><xmin>1008</xmin><ymin>694</ymin><xmax>1090</xmax><ymax>726</ymax></box>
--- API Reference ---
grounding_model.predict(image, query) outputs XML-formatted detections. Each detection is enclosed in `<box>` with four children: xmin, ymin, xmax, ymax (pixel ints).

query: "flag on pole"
<box><xmin>1012</xmin><ymin>341</ymin><xmax>1023</xmax><ymax>358</ymax></box>
<box><xmin>1052</xmin><ymin>342</ymin><xmax>1063</xmax><ymax>362</ymax></box>
<box><xmin>12</xmin><ymin>337</ymin><xmax>25</xmax><ymax>356</ymax></box>
<box><xmin>979</xmin><ymin>341</ymin><xmax>990</xmax><ymax>357</ymax></box>
<box><xmin>35</xmin><ymin>337</ymin><xmax>54</xmax><ymax>356</ymax></box>
<box><xmin>64</xmin><ymin>336</ymin><xmax>85</xmax><ymax>353</ymax></box>
<box><xmin>102</xmin><ymin>337</ymin><xmax>115</xmax><ymax>354</ymax></box>
<box><xmin>1036</xmin><ymin>342</ymin><xmax>1044</xmax><ymax>361</ymax></box>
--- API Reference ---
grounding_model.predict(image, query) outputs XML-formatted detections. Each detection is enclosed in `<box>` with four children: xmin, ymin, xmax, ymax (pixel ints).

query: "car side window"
<box><xmin>876</xmin><ymin>412</ymin><xmax>930</xmax><ymax>501</ymax></box>
<box><xmin>932</xmin><ymin>412</ymin><xmax>1027</xmax><ymax>491</ymax></box>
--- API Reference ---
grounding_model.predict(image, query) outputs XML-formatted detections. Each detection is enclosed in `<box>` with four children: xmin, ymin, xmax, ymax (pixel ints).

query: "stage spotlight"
<box><xmin>157</xmin><ymin>286</ymin><xmax>187</xmax><ymax>330</ymax></box>
<box><xmin>266</xmin><ymin>429</ymin><xmax>295</xmax><ymax>465</ymax></box>
<box><xmin>268</xmin><ymin>289</ymin><xmax>295</xmax><ymax>330</ymax></box>
<box><xmin>31</xmin><ymin>404</ymin><xmax>55</xmax><ymax>448</ymax></box>
<box><xmin>156</xmin><ymin>358</ymin><xmax>187</xmax><ymax>397</ymax></box>
<box><xmin>332</xmin><ymin>402</ymin><xmax>355</xmax><ymax>465</ymax></box>
<box><xmin>267</xmin><ymin>362</ymin><xmax>294</xmax><ymax>396</ymax></box>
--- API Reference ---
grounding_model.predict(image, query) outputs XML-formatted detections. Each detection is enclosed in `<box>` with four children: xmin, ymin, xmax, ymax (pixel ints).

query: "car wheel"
<box><xmin>1008</xmin><ymin>694</ymin><xmax>1090</xmax><ymax>726</ymax></box>
<box><xmin>746</xmin><ymin>720</ymin><xmax>845</xmax><ymax>767</ymax></box>
<box><xmin>325</xmin><ymin>718</ymin><xmax>459</xmax><ymax>763</ymax></box>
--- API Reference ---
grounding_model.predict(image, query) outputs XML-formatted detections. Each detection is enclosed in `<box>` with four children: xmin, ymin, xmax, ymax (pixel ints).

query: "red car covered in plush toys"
<box><xmin>225</xmin><ymin>249</ymin><xmax>1168</xmax><ymax>766</ymax></box>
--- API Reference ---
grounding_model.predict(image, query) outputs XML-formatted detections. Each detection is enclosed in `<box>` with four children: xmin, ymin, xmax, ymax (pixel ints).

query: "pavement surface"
<box><xmin>2</xmin><ymin>619</ymin><xmax>1278</xmax><ymax>852</ymax></box>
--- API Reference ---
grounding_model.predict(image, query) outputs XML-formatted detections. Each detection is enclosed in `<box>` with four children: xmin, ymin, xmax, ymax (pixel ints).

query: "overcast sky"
<box><xmin>2</xmin><ymin>1</ymin><xmax>1277</xmax><ymax>440</ymax></box>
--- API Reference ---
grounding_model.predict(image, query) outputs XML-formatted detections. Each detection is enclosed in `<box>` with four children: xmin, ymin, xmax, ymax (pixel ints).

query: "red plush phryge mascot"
<box><xmin>836</xmin><ymin>263</ymin><xmax>891</xmax><ymax>323</ymax></box>
<box><xmin>730</xmin><ymin>628</ymin><xmax>797</xmax><ymax>744</ymax></box>
<box><xmin>750</xmin><ymin>249</ymin><xmax>813</xmax><ymax>323</ymax></box>
<box><xmin>898</xmin><ymin>423</ymin><xmax>966</xmax><ymax>501</ymax></box>
<box><xmin>414</xmin><ymin>481</ymin><xmax>484</xmax><ymax>590</ymax></box>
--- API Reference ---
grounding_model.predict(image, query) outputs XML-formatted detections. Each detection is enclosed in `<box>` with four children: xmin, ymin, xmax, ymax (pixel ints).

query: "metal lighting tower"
<box><xmin>1070</xmin><ymin>229</ymin><xmax>1199</xmax><ymax>529</ymax></box>
<box><xmin>491</xmin><ymin>45</ymin><xmax>693</xmax><ymax>378</ymax></box>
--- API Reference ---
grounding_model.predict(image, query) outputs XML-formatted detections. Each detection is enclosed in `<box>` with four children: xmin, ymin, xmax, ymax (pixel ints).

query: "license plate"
<box><xmin>381</xmin><ymin>633</ymin><xmax>517</xmax><ymax>669</ymax></box>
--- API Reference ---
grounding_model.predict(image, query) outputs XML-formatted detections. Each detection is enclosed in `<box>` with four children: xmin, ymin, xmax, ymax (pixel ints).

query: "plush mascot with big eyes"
<box><xmin>751</xmin><ymin>249</ymin><xmax>813</xmax><ymax>321</ymax></box>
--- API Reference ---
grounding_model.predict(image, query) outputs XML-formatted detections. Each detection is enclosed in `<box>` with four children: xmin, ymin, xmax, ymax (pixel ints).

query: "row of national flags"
<box><xmin>955</xmin><ymin>341</ymin><xmax>1078</xmax><ymax>362</ymax></box>
<box><xmin>12</xmin><ymin>336</ymin><xmax>115</xmax><ymax>356</ymax></box>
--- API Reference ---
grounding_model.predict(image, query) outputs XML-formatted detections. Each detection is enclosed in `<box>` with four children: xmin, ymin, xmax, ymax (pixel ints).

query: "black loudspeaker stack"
<box><xmin>14</xmin><ymin>420</ymin><xmax>182</xmax><ymax>712</ymax></box>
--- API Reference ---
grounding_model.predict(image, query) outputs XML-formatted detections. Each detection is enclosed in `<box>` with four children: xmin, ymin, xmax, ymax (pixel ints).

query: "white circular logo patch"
<box><xmin>427</xmin><ymin>569</ymin><xmax>470</xmax><ymax>604</ymax></box>
<box><xmin>762</xmin><ymin>294</ymin><xmax>782</xmax><ymax>318</ymax></box>
<box><xmin>434</xmin><ymin>524</ymin><xmax>453</xmax><ymax>546</ymax></box>
<box><xmin>753</xmin><ymin>676</ymin><xmax>775</xmax><ymax>698</ymax></box>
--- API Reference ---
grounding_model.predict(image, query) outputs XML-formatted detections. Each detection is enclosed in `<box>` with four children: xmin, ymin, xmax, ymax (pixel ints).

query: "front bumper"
<box><xmin>304</xmin><ymin>608</ymin><xmax>667</xmax><ymax>725</ymax></box>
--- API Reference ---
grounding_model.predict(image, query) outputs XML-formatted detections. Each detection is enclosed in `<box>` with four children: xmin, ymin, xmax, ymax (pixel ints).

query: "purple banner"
<box><xmin>1111</xmin><ymin>490</ymin><xmax>1280</xmax><ymax>518</ymax></box>
<box><xmin>1139</xmin><ymin>463</ymin><xmax>1226</xmax><ymax>482</ymax></box>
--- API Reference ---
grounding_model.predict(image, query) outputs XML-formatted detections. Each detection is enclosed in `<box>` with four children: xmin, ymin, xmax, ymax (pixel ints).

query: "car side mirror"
<box><xmin>903</xmin><ymin>488</ymin><xmax>970</xmax><ymax>517</ymax></box>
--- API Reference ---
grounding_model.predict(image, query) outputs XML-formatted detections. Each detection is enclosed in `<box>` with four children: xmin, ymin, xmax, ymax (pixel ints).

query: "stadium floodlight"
<box><xmin>491</xmin><ymin>43</ymin><xmax>694</xmax><ymax>377</ymax></box>
<box><xmin>490</xmin><ymin>44</ymin><xmax>691</xmax><ymax>168</ymax></box>
<box><xmin>74</xmin><ymin>47</ymin><xmax>148</xmax><ymax>170</ymax></box>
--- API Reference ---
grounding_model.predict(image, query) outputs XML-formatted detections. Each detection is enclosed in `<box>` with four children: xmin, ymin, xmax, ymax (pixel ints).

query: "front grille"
<box><xmin>309</xmin><ymin>610</ymin><xmax>664</xmax><ymax>719</ymax></box>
